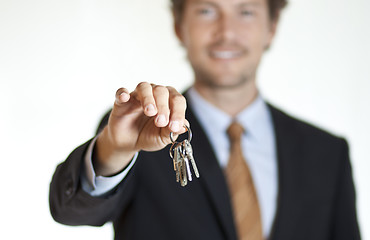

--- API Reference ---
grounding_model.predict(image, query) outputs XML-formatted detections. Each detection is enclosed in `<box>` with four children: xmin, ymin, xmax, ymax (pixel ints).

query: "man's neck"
<box><xmin>193</xmin><ymin>80</ymin><xmax>259</xmax><ymax>117</ymax></box>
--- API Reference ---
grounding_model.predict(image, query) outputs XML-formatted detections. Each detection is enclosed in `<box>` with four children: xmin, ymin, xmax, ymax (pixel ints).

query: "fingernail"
<box><xmin>170</xmin><ymin>121</ymin><xmax>180</xmax><ymax>132</ymax></box>
<box><xmin>145</xmin><ymin>104</ymin><xmax>155</xmax><ymax>115</ymax></box>
<box><xmin>156</xmin><ymin>114</ymin><xmax>167</xmax><ymax>126</ymax></box>
<box><xmin>120</xmin><ymin>92</ymin><xmax>129</xmax><ymax>101</ymax></box>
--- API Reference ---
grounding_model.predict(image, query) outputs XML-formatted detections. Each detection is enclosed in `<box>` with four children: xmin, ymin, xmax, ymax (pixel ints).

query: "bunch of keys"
<box><xmin>169</xmin><ymin>125</ymin><xmax>200</xmax><ymax>187</ymax></box>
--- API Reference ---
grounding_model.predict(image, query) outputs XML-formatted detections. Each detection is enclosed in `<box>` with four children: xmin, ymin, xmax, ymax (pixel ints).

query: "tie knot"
<box><xmin>227</xmin><ymin>122</ymin><xmax>244</xmax><ymax>143</ymax></box>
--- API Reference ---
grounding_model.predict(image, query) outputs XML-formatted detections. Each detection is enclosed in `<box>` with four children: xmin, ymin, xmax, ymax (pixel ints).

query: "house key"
<box><xmin>169</xmin><ymin>125</ymin><xmax>200</xmax><ymax>187</ymax></box>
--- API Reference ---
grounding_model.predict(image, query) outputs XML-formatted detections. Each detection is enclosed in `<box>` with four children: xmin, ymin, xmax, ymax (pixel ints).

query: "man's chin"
<box><xmin>196</xmin><ymin>74</ymin><xmax>251</xmax><ymax>90</ymax></box>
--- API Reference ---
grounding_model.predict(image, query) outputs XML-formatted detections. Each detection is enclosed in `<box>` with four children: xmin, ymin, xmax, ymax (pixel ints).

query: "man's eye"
<box><xmin>240</xmin><ymin>10</ymin><xmax>254</xmax><ymax>16</ymax></box>
<box><xmin>198</xmin><ymin>8</ymin><xmax>215</xmax><ymax>16</ymax></box>
<box><xmin>199</xmin><ymin>9</ymin><xmax>209</xmax><ymax>14</ymax></box>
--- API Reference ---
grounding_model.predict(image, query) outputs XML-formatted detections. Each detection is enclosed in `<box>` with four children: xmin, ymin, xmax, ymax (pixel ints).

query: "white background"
<box><xmin>0</xmin><ymin>0</ymin><xmax>369</xmax><ymax>239</ymax></box>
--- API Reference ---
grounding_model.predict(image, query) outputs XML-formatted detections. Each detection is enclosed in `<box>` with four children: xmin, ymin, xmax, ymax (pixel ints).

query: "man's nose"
<box><xmin>215</xmin><ymin>14</ymin><xmax>237</xmax><ymax>42</ymax></box>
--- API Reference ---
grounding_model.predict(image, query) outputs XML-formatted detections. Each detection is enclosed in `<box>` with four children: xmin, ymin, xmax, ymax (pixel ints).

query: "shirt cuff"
<box><xmin>81</xmin><ymin>135</ymin><xmax>138</xmax><ymax>197</ymax></box>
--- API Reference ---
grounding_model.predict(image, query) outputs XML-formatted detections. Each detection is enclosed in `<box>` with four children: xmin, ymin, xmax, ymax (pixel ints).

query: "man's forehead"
<box><xmin>186</xmin><ymin>0</ymin><xmax>265</xmax><ymax>6</ymax></box>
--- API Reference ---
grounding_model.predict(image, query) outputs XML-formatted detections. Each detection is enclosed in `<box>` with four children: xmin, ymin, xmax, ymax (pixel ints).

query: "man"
<box><xmin>49</xmin><ymin>0</ymin><xmax>361</xmax><ymax>239</ymax></box>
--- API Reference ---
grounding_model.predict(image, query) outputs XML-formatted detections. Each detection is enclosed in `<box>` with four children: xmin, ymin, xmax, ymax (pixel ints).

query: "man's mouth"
<box><xmin>209</xmin><ymin>50</ymin><xmax>244</xmax><ymax>60</ymax></box>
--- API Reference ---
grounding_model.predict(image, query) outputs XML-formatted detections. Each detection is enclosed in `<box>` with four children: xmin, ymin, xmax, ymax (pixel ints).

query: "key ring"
<box><xmin>169</xmin><ymin>141</ymin><xmax>181</xmax><ymax>159</ymax></box>
<box><xmin>168</xmin><ymin>124</ymin><xmax>199</xmax><ymax>187</ymax></box>
<box><xmin>170</xmin><ymin>124</ymin><xmax>192</xmax><ymax>144</ymax></box>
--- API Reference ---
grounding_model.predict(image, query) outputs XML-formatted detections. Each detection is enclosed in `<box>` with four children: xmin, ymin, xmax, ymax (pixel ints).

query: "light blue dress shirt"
<box><xmin>187</xmin><ymin>88</ymin><xmax>278</xmax><ymax>237</ymax></box>
<box><xmin>81</xmin><ymin>87</ymin><xmax>278</xmax><ymax>238</ymax></box>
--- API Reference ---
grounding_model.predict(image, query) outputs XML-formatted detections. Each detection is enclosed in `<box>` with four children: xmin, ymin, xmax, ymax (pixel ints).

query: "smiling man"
<box><xmin>50</xmin><ymin>0</ymin><xmax>361</xmax><ymax>239</ymax></box>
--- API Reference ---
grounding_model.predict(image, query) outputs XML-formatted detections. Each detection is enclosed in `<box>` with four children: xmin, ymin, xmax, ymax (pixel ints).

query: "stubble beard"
<box><xmin>193</xmin><ymin>67</ymin><xmax>252</xmax><ymax>90</ymax></box>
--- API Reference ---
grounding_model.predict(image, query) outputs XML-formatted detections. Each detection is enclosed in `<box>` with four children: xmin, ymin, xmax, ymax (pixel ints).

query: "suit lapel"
<box><xmin>186</xmin><ymin>99</ymin><xmax>238</xmax><ymax>240</ymax></box>
<box><xmin>184</xmin><ymin>96</ymin><xmax>304</xmax><ymax>240</ymax></box>
<box><xmin>267</xmin><ymin>104</ymin><xmax>304</xmax><ymax>240</ymax></box>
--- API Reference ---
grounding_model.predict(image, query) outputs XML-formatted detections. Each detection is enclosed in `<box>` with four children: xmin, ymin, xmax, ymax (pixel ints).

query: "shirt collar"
<box><xmin>236</xmin><ymin>94</ymin><xmax>272</xmax><ymax>143</ymax></box>
<box><xmin>187</xmin><ymin>87</ymin><xmax>231</xmax><ymax>135</ymax></box>
<box><xmin>187</xmin><ymin>87</ymin><xmax>272</xmax><ymax>142</ymax></box>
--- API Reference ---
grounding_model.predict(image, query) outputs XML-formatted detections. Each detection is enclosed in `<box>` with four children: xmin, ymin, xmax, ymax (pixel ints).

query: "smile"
<box><xmin>210</xmin><ymin>50</ymin><xmax>244</xmax><ymax>60</ymax></box>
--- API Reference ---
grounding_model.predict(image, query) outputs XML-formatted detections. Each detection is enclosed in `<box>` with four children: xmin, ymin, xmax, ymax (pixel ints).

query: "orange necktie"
<box><xmin>225</xmin><ymin>122</ymin><xmax>263</xmax><ymax>240</ymax></box>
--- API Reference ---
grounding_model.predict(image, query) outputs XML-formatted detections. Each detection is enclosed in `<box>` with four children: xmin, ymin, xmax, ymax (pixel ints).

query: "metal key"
<box><xmin>182</xmin><ymin>139</ymin><xmax>200</xmax><ymax>178</ymax></box>
<box><xmin>179</xmin><ymin>152</ymin><xmax>188</xmax><ymax>186</ymax></box>
<box><xmin>169</xmin><ymin>124</ymin><xmax>199</xmax><ymax>187</ymax></box>
<box><xmin>173</xmin><ymin>143</ymin><xmax>188</xmax><ymax>186</ymax></box>
<box><xmin>172</xmin><ymin>144</ymin><xmax>181</xmax><ymax>183</ymax></box>
<box><xmin>182</xmin><ymin>148</ymin><xmax>193</xmax><ymax>181</ymax></box>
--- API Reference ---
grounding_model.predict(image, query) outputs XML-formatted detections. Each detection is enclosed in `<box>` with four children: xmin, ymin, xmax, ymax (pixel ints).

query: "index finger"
<box><xmin>167</xmin><ymin>86</ymin><xmax>187</xmax><ymax>133</ymax></box>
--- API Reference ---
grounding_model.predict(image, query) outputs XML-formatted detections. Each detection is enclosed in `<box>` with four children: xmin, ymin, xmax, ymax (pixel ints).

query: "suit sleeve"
<box><xmin>49</xmin><ymin>110</ymin><xmax>136</xmax><ymax>226</ymax></box>
<box><xmin>331</xmin><ymin>139</ymin><xmax>361</xmax><ymax>239</ymax></box>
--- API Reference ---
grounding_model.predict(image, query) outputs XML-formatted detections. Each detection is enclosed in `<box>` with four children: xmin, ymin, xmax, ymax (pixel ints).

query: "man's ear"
<box><xmin>265</xmin><ymin>14</ymin><xmax>280</xmax><ymax>50</ymax></box>
<box><xmin>172</xmin><ymin>9</ymin><xmax>184</xmax><ymax>44</ymax></box>
<box><xmin>270</xmin><ymin>13</ymin><xmax>279</xmax><ymax>36</ymax></box>
<box><xmin>174</xmin><ymin>21</ymin><xmax>183</xmax><ymax>42</ymax></box>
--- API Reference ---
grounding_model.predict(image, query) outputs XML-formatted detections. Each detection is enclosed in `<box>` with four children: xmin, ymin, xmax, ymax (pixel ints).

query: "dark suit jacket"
<box><xmin>49</xmin><ymin>98</ymin><xmax>361</xmax><ymax>240</ymax></box>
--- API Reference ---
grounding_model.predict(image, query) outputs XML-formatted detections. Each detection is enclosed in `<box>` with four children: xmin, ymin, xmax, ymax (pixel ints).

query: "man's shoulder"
<box><xmin>267</xmin><ymin>103</ymin><xmax>346</xmax><ymax>146</ymax></box>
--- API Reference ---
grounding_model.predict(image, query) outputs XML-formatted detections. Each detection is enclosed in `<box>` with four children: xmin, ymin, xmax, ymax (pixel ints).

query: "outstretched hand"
<box><xmin>94</xmin><ymin>82</ymin><xmax>188</xmax><ymax>176</ymax></box>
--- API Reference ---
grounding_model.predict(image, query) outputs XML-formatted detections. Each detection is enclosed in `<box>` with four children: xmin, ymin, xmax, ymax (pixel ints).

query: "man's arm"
<box><xmin>49</xmin><ymin>83</ymin><xmax>188</xmax><ymax>226</ymax></box>
<box><xmin>80</xmin><ymin>135</ymin><xmax>138</xmax><ymax>196</ymax></box>
<box><xmin>49</xmin><ymin>139</ymin><xmax>137</xmax><ymax>226</ymax></box>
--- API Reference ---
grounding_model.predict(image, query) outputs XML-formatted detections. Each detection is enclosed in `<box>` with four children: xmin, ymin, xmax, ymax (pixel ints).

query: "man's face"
<box><xmin>175</xmin><ymin>0</ymin><xmax>277</xmax><ymax>89</ymax></box>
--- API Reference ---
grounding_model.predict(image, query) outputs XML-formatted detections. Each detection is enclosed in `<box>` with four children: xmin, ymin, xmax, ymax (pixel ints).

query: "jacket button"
<box><xmin>65</xmin><ymin>181</ymin><xmax>74</xmax><ymax>196</ymax></box>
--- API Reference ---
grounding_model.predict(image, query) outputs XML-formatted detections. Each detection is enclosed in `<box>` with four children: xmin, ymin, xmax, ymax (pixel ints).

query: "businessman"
<box><xmin>50</xmin><ymin>0</ymin><xmax>361</xmax><ymax>239</ymax></box>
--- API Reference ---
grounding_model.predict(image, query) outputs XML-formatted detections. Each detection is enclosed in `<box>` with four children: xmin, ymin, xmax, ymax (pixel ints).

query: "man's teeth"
<box><xmin>211</xmin><ymin>51</ymin><xmax>241</xmax><ymax>59</ymax></box>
